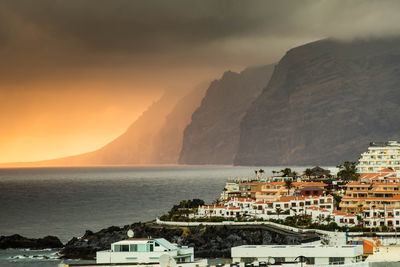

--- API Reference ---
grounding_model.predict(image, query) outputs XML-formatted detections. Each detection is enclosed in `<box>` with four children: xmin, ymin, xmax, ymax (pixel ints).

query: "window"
<box><xmin>114</xmin><ymin>244</ymin><xmax>130</xmax><ymax>252</ymax></box>
<box><xmin>130</xmin><ymin>244</ymin><xmax>138</xmax><ymax>251</ymax></box>
<box><xmin>274</xmin><ymin>257</ymin><xmax>285</xmax><ymax>263</ymax></box>
<box><xmin>119</xmin><ymin>245</ymin><xmax>130</xmax><ymax>252</ymax></box>
<box><xmin>306</xmin><ymin>257</ymin><xmax>315</xmax><ymax>264</ymax></box>
<box><xmin>138</xmin><ymin>244</ymin><xmax>147</xmax><ymax>252</ymax></box>
<box><xmin>329</xmin><ymin>257</ymin><xmax>345</xmax><ymax>265</ymax></box>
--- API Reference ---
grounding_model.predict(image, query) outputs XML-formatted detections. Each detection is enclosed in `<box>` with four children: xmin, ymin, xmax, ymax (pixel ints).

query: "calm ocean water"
<box><xmin>0</xmin><ymin>165</ymin><xmax>311</xmax><ymax>266</ymax></box>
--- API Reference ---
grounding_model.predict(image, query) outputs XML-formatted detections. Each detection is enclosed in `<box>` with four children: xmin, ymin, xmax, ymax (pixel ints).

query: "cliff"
<box><xmin>179</xmin><ymin>65</ymin><xmax>275</xmax><ymax>164</ymax></box>
<box><xmin>235</xmin><ymin>38</ymin><xmax>400</xmax><ymax>166</ymax></box>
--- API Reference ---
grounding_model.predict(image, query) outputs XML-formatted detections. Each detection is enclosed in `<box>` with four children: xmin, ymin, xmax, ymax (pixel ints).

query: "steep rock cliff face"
<box><xmin>235</xmin><ymin>38</ymin><xmax>400</xmax><ymax>166</ymax></box>
<box><xmin>179</xmin><ymin>65</ymin><xmax>275</xmax><ymax>164</ymax></box>
<box><xmin>149</xmin><ymin>84</ymin><xmax>207</xmax><ymax>163</ymax></box>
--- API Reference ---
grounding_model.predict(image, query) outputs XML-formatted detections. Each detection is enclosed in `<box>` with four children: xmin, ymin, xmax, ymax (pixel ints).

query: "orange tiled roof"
<box><xmin>332</xmin><ymin>210</ymin><xmax>356</xmax><ymax>217</ymax></box>
<box><xmin>379</xmin><ymin>168</ymin><xmax>395</xmax><ymax>173</ymax></box>
<box><xmin>231</xmin><ymin>197</ymin><xmax>254</xmax><ymax>202</ymax></box>
<box><xmin>201</xmin><ymin>205</ymin><xmax>226</xmax><ymax>209</ymax></box>
<box><xmin>359</xmin><ymin>239</ymin><xmax>376</xmax><ymax>254</ymax></box>
<box><xmin>342</xmin><ymin>195</ymin><xmax>400</xmax><ymax>200</ymax></box>
<box><xmin>307</xmin><ymin>206</ymin><xmax>329</xmax><ymax>212</ymax></box>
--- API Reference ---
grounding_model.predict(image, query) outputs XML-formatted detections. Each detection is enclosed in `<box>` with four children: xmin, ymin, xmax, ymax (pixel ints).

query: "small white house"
<box><xmin>96</xmin><ymin>238</ymin><xmax>194</xmax><ymax>264</ymax></box>
<box><xmin>231</xmin><ymin>244</ymin><xmax>363</xmax><ymax>265</ymax></box>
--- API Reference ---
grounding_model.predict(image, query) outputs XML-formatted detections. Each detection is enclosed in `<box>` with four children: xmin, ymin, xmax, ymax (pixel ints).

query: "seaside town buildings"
<box><xmin>189</xmin><ymin>141</ymin><xmax>400</xmax><ymax>230</ymax></box>
<box><xmin>357</xmin><ymin>141</ymin><xmax>400</xmax><ymax>173</ymax></box>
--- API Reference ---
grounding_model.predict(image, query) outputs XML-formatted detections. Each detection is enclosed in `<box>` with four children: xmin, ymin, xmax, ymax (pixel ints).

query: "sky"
<box><xmin>1</xmin><ymin>0</ymin><xmax>400</xmax><ymax>163</ymax></box>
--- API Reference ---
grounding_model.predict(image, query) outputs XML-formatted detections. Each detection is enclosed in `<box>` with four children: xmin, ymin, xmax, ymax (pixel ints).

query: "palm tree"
<box><xmin>325</xmin><ymin>215</ymin><xmax>332</xmax><ymax>224</ymax></box>
<box><xmin>285</xmin><ymin>179</ymin><xmax>294</xmax><ymax>195</ymax></box>
<box><xmin>337</xmin><ymin>161</ymin><xmax>360</xmax><ymax>181</ymax></box>
<box><xmin>276</xmin><ymin>207</ymin><xmax>283</xmax><ymax>218</ymax></box>
<box><xmin>317</xmin><ymin>214</ymin><xmax>324</xmax><ymax>224</ymax></box>
<box><xmin>258</xmin><ymin>169</ymin><xmax>265</xmax><ymax>178</ymax></box>
<box><xmin>281</xmin><ymin>168</ymin><xmax>292</xmax><ymax>177</ymax></box>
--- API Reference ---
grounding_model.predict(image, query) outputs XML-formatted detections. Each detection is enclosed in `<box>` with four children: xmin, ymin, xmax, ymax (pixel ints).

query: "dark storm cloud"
<box><xmin>2</xmin><ymin>0</ymin><xmax>295</xmax><ymax>52</ymax></box>
<box><xmin>1</xmin><ymin>0</ymin><xmax>400</xmax><ymax>82</ymax></box>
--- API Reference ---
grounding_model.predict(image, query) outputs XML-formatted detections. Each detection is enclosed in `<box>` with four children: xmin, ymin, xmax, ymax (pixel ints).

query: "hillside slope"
<box><xmin>179</xmin><ymin>64</ymin><xmax>275</xmax><ymax>164</ymax></box>
<box><xmin>235</xmin><ymin>38</ymin><xmax>400</xmax><ymax>166</ymax></box>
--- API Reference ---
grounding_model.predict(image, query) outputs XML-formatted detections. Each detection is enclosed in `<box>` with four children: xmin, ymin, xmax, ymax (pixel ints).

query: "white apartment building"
<box><xmin>195</xmin><ymin>195</ymin><xmax>334</xmax><ymax>221</ymax></box>
<box><xmin>303</xmin><ymin>207</ymin><xmax>358</xmax><ymax>227</ymax></box>
<box><xmin>220</xmin><ymin>182</ymin><xmax>240</xmax><ymax>200</ymax></box>
<box><xmin>362</xmin><ymin>208</ymin><xmax>400</xmax><ymax>229</ymax></box>
<box><xmin>231</xmin><ymin>244</ymin><xmax>363</xmax><ymax>265</ymax></box>
<box><xmin>357</xmin><ymin>141</ymin><xmax>400</xmax><ymax>173</ymax></box>
<box><xmin>96</xmin><ymin>238</ymin><xmax>195</xmax><ymax>264</ymax></box>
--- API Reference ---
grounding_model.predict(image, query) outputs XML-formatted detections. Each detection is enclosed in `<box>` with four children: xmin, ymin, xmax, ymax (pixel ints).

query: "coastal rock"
<box><xmin>60</xmin><ymin>222</ymin><xmax>319</xmax><ymax>260</ymax></box>
<box><xmin>179</xmin><ymin>64</ymin><xmax>275</xmax><ymax>164</ymax></box>
<box><xmin>0</xmin><ymin>234</ymin><xmax>63</xmax><ymax>249</ymax></box>
<box><xmin>235</xmin><ymin>37</ymin><xmax>400</xmax><ymax>166</ymax></box>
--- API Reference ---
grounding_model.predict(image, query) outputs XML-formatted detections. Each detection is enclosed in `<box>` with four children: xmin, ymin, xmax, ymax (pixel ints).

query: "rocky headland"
<box><xmin>60</xmin><ymin>222</ymin><xmax>320</xmax><ymax>260</ymax></box>
<box><xmin>0</xmin><ymin>234</ymin><xmax>63</xmax><ymax>250</ymax></box>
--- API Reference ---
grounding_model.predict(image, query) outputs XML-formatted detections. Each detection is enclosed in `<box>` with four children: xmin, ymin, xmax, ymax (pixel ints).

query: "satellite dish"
<box><xmin>160</xmin><ymin>254</ymin><xmax>177</xmax><ymax>267</ymax></box>
<box><xmin>268</xmin><ymin>258</ymin><xmax>275</xmax><ymax>265</ymax></box>
<box><xmin>127</xmin><ymin>229</ymin><xmax>134</xmax><ymax>238</ymax></box>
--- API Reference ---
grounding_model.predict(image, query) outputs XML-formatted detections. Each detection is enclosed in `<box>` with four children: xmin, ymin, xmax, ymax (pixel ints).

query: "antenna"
<box><xmin>127</xmin><ymin>229</ymin><xmax>134</xmax><ymax>238</ymax></box>
<box><xmin>160</xmin><ymin>254</ymin><xmax>177</xmax><ymax>267</ymax></box>
<box><xmin>268</xmin><ymin>257</ymin><xmax>275</xmax><ymax>265</ymax></box>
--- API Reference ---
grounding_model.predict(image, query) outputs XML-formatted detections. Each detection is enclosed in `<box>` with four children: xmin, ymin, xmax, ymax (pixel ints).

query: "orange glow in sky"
<box><xmin>0</xmin><ymin>77</ymin><xmax>161</xmax><ymax>163</ymax></box>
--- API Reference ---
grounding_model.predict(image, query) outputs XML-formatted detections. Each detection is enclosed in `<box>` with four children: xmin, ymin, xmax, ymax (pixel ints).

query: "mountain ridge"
<box><xmin>234</xmin><ymin>37</ymin><xmax>400</xmax><ymax>166</ymax></box>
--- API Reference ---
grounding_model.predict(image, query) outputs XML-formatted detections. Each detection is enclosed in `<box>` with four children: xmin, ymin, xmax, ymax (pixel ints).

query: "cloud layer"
<box><xmin>2</xmin><ymin>0</ymin><xmax>400</xmax><ymax>83</ymax></box>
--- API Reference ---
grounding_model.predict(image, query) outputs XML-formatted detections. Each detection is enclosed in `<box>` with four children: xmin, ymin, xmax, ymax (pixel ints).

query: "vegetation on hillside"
<box><xmin>336</xmin><ymin>161</ymin><xmax>359</xmax><ymax>181</ymax></box>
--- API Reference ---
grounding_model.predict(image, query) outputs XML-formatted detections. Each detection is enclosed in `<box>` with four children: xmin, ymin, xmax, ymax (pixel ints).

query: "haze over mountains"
<box><xmin>4</xmin><ymin>37</ymin><xmax>400</xmax><ymax>167</ymax></box>
<box><xmin>179</xmin><ymin>65</ymin><xmax>275</xmax><ymax>165</ymax></box>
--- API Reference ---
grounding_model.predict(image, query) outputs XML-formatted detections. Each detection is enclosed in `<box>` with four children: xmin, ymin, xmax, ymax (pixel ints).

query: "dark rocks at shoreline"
<box><xmin>60</xmin><ymin>222</ymin><xmax>320</xmax><ymax>260</ymax></box>
<box><xmin>0</xmin><ymin>234</ymin><xmax>63</xmax><ymax>249</ymax></box>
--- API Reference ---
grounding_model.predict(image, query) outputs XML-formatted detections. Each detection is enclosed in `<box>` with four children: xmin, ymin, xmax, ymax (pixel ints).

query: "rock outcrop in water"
<box><xmin>179</xmin><ymin>65</ymin><xmax>275</xmax><ymax>164</ymax></box>
<box><xmin>61</xmin><ymin>222</ymin><xmax>319</xmax><ymax>259</ymax></box>
<box><xmin>0</xmin><ymin>234</ymin><xmax>63</xmax><ymax>249</ymax></box>
<box><xmin>235</xmin><ymin>38</ymin><xmax>400</xmax><ymax>166</ymax></box>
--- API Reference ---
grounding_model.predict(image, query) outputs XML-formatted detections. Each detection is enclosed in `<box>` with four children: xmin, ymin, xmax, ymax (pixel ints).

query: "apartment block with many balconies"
<box><xmin>357</xmin><ymin>141</ymin><xmax>400</xmax><ymax>173</ymax></box>
<box><xmin>340</xmin><ymin>181</ymin><xmax>400</xmax><ymax>214</ymax></box>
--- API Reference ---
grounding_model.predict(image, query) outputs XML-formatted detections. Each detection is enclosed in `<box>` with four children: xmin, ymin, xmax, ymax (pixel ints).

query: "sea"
<box><xmin>0</xmin><ymin>165</ymin><xmax>314</xmax><ymax>266</ymax></box>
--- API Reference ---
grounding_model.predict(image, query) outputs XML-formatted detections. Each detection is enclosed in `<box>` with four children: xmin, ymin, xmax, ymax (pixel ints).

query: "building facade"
<box><xmin>231</xmin><ymin>244</ymin><xmax>363</xmax><ymax>265</ymax></box>
<box><xmin>357</xmin><ymin>141</ymin><xmax>400</xmax><ymax>173</ymax></box>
